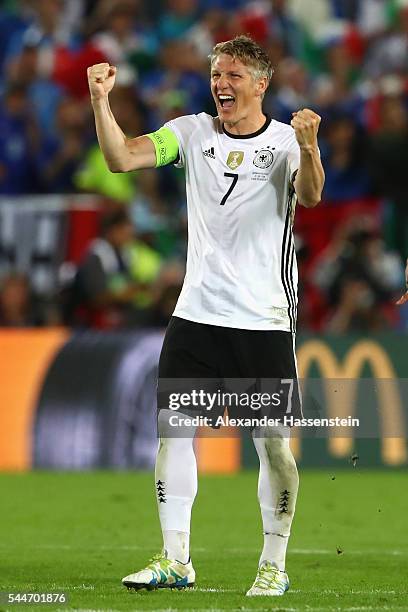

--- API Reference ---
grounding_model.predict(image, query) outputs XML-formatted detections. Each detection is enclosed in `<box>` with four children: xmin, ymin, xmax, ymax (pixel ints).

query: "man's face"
<box><xmin>210</xmin><ymin>54</ymin><xmax>266</xmax><ymax>125</ymax></box>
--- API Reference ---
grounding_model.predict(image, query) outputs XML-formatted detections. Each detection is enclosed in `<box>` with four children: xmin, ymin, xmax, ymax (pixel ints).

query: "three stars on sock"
<box><xmin>156</xmin><ymin>480</ymin><xmax>166</xmax><ymax>503</ymax></box>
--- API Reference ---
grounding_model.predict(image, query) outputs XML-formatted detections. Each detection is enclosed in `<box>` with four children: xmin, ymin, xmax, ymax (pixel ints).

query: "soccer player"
<box><xmin>88</xmin><ymin>35</ymin><xmax>324</xmax><ymax>596</ymax></box>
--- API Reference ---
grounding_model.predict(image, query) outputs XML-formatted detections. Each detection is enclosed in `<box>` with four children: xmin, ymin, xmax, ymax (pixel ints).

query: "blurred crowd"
<box><xmin>0</xmin><ymin>0</ymin><xmax>408</xmax><ymax>332</ymax></box>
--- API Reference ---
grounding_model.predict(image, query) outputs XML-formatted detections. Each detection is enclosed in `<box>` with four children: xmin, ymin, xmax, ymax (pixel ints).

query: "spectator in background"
<box><xmin>363</xmin><ymin>3</ymin><xmax>408</xmax><ymax>78</ymax></box>
<box><xmin>4</xmin><ymin>0</ymin><xmax>78</xmax><ymax>61</ymax></box>
<box><xmin>287</xmin><ymin>0</ymin><xmax>332</xmax><ymax>42</ymax></box>
<box><xmin>0</xmin><ymin>84</ymin><xmax>38</xmax><ymax>194</ymax></box>
<box><xmin>355</xmin><ymin>0</ymin><xmax>389</xmax><ymax>38</ymax></box>
<box><xmin>186</xmin><ymin>7</ymin><xmax>226</xmax><ymax>60</ymax></box>
<box><xmin>158</xmin><ymin>0</ymin><xmax>198</xmax><ymax>41</ymax></box>
<box><xmin>265</xmin><ymin>57</ymin><xmax>309</xmax><ymax>124</ymax></box>
<box><xmin>263</xmin><ymin>37</ymin><xmax>287</xmax><ymax>75</ymax></box>
<box><xmin>139</xmin><ymin>38</ymin><xmax>210</xmax><ymax>126</ymax></box>
<box><xmin>368</xmin><ymin>91</ymin><xmax>408</xmax><ymax>259</ymax></box>
<box><xmin>4</xmin><ymin>41</ymin><xmax>64</xmax><ymax>137</ymax></box>
<box><xmin>0</xmin><ymin>2</ymin><xmax>28</xmax><ymax>75</ymax></box>
<box><xmin>321</xmin><ymin>111</ymin><xmax>371</xmax><ymax>203</ymax></box>
<box><xmin>267</xmin><ymin>0</ymin><xmax>302</xmax><ymax>57</ymax></box>
<box><xmin>326</xmin><ymin>276</ymin><xmax>389</xmax><ymax>333</ymax></box>
<box><xmin>66</xmin><ymin>209</ymin><xmax>167</xmax><ymax>329</ymax></box>
<box><xmin>67</xmin><ymin>209</ymin><xmax>144</xmax><ymax>329</ymax></box>
<box><xmin>37</xmin><ymin>96</ymin><xmax>90</xmax><ymax>193</ymax></box>
<box><xmin>145</xmin><ymin>260</ymin><xmax>185</xmax><ymax>327</ymax></box>
<box><xmin>313</xmin><ymin>219</ymin><xmax>404</xmax><ymax>332</ymax></box>
<box><xmin>294</xmin><ymin>235</ymin><xmax>314</xmax><ymax>331</ymax></box>
<box><xmin>0</xmin><ymin>273</ymin><xmax>45</xmax><ymax>326</ymax></box>
<box><xmin>91</xmin><ymin>1</ymin><xmax>157</xmax><ymax>78</ymax></box>
<box><xmin>312</xmin><ymin>34</ymin><xmax>362</xmax><ymax>117</ymax></box>
<box><xmin>4</xmin><ymin>0</ymin><xmax>108</xmax><ymax>106</ymax></box>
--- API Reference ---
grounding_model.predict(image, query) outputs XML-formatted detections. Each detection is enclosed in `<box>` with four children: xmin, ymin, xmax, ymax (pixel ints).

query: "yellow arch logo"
<box><xmin>291</xmin><ymin>340</ymin><xmax>407</xmax><ymax>465</ymax></box>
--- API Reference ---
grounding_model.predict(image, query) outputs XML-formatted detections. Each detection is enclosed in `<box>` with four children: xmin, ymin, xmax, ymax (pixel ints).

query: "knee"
<box><xmin>158</xmin><ymin>408</ymin><xmax>196</xmax><ymax>438</ymax></box>
<box><xmin>157</xmin><ymin>410</ymin><xmax>196</xmax><ymax>455</ymax></box>
<box><xmin>260</xmin><ymin>436</ymin><xmax>298</xmax><ymax>478</ymax></box>
<box><xmin>158</xmin><ymin>408</ymin><xmax>175</xmax><ymax>437</ymax></box>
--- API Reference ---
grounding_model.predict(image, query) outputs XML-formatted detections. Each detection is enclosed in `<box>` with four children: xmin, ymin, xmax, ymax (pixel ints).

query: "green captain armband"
<box><xmin>146</xmin><ymin>127</ymin><xmax>179</xmax><ymax>167</ymax></box>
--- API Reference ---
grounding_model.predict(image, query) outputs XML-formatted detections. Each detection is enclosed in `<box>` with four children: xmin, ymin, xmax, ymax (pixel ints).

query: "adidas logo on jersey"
<box><xmin>203</xmin><ymin>146</ymin><xmax>216</xmax><ymax>159</ymax></box>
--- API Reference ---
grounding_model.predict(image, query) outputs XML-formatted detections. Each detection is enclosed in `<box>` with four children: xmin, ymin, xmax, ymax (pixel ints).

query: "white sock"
<box><xmin>260</xmin><ymin>533</ymin><xmax>289</xmax><ymax>571</ymax></box>
<box><xmin>252</xmin><ymin>428</ymin><xmax>299</xmax><ymax>571</ymax></box>
<box><xmin>155</xmin><ymin>409</ymin><xmax>197</xmax><ymax>564</ymax></box>
<box><xmin>163</xmin><ymin>530</ymin><xmax>190</xmax><ymax>564</ymax></box>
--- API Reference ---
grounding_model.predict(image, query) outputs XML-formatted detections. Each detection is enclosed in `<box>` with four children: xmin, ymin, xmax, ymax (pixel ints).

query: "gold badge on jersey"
<box><xmin>226</xmin><ymin>151</ymin><xmax>244</xmax><ymax>169</ymax></box>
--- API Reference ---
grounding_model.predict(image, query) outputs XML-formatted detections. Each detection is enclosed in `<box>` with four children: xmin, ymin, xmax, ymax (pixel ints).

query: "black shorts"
<box><xmin>157</xmin><ymin>316</ymin><xmax>302</xmax><ymax>423</ymax></box>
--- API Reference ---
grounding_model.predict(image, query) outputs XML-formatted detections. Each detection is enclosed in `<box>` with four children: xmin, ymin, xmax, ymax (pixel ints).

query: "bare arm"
<box><xmin>291</xmin><ymin>109</ymin><xmax>325</xmax><ymax>208</ymax></box>
<box><xmin>396</xmin><ymin>258</ymin><xmax>408</xmax><ymax>305</ymax></box>
<box><xmin>88</xmin><ymin>63</ymin><xmax>156</xmax><ymax>172</ymax></box>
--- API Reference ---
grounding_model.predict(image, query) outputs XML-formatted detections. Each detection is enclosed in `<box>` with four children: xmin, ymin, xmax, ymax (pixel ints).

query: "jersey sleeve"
<box><xmin>163</xmin><ymin>114</ymin><xmax>199</xmax><ymax>168</ymax></box>
<box><xmin>286</xmin><ymin>130</ymin><xmax>301</xmax><ymax>182</ymax></box>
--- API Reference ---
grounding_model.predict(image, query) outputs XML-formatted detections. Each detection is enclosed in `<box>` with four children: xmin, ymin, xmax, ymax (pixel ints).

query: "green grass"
<box><xmin>0</xmin><ymin>470</ymin><xmax>407</xmax><ymax>611</ymax></box>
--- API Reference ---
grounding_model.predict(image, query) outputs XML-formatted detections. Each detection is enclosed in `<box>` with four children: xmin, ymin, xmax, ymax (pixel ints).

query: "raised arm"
<box><xmin>291</xmin><ymin>108</ymin><xmax>325</xmax><ymax>208</ymax></box>
<box><xmin>88</xmin><ymin>63</ymin><xmax>157</xmax><ymax>172</ymax></box>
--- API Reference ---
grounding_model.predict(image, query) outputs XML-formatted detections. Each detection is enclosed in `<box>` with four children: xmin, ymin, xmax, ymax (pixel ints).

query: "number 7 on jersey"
<box><xmin>220</xmin><ymin>172</ymin><xmax>238</xmax><ymax>206</ymax></box>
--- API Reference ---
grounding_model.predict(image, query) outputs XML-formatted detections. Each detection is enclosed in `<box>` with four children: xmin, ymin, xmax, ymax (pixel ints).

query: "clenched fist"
<box><xmin>291</xmin><ymin>108</ymin><xmax>321</xmax><ymax>150</ymax></box>
<box><xmin>87</xmin><ymin>63</ymin><xmax>117</xmax><ymax>101</ymax></box>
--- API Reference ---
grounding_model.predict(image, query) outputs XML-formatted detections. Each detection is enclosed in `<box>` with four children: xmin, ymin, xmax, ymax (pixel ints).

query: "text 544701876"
<box><xmin>0</xmin><ymin>592</ymin><xmax>68</xmax><ymax>605</ymax></box>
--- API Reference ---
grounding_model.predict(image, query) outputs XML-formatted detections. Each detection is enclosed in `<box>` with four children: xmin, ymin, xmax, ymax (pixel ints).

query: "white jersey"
<box><xmin>165</xmin><ymin>112</ymin><xmax>300</xmax><ymax>332</ymax></box>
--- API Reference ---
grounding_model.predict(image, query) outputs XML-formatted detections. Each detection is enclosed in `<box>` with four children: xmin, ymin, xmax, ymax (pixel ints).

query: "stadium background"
<box><xmin>1</xmin><ymin>0</ymin><xmax>408</xmax><ymax>475</ymax></box>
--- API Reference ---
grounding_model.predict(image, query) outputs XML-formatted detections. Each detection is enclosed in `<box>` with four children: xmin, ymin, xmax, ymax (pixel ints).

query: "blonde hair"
<box><xmin>209</xmin><ymin>35</ymin><xmax>273</xmax><ymax>83</ymax></box>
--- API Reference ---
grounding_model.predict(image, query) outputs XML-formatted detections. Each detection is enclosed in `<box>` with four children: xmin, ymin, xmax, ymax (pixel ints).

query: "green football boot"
<box><xmin>246</xmin><ymin>560</ymin><xmax>289</xmax><ymax>596</ymax></box>
<box><xmin>122</xmin><ymin>551</ymin><xmax>195</xmax><ymax>591</ymax></box>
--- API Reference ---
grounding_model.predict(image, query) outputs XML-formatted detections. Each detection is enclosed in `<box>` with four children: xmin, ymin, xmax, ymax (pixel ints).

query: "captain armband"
<box><xmin>146</xmin><ymin>127</ymin><xmax>179</xmax><ymax>168</ymax></box>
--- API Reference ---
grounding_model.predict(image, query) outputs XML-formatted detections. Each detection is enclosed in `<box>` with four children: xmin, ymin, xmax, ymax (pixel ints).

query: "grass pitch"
<box><xmin>0</xmin><ymin>470</ymin><xmax>407</xmax><ymax>611</ymax></box>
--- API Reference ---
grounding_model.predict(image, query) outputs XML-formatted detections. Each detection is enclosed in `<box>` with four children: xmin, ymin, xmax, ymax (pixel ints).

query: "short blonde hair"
<box><xmin>209</xmin><ymin>35</ymin><xmax>274</xmax><ymax>83</ymax></box>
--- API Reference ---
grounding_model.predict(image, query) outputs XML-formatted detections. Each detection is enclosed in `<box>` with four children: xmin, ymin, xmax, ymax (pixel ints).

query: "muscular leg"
<box><xmin>155</xmin><ymin>409</ymin><xmax>198</xmax><ymax>563</ymax></box>
<box><xmin>252</xmin><ymin>427</ymin><xmax>299</xmax><ymax>571</ymax></box>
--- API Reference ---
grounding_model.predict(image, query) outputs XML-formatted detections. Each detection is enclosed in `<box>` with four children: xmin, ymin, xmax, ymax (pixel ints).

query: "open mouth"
<box><xmin>218</xmin><ymin>94</ymin><xmax>235</xmax><ymax>109</ymax></box>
